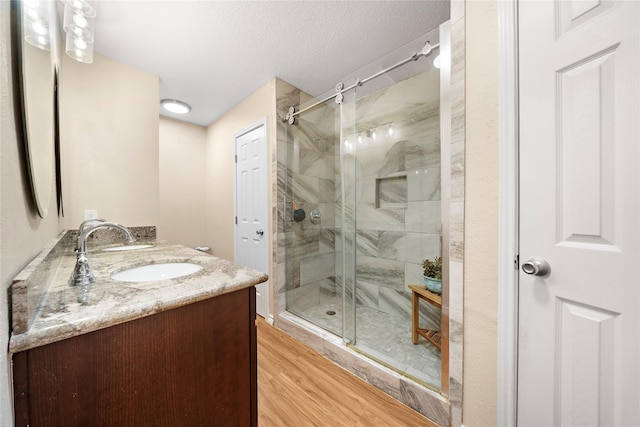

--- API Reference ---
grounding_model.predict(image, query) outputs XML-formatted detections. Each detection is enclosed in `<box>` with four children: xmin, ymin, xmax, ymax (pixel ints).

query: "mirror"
<box><xmin>15</xmin><ymin>0</ymin><xmax>59</xmax><ymax>218</ymax></box>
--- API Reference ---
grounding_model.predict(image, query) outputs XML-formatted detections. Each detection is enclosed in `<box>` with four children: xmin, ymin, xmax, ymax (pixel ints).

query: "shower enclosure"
<box><xmin>283</xmin><ymin>27</ymin><xmax>447</xmax><ymax>390</ymax></box>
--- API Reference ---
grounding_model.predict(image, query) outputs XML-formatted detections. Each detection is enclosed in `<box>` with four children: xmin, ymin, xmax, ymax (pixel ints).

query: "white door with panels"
<box><xmin>235</xmin><ymin>122</ymin><xmax>270</xmax><ymax>319</ymax></box>
<box><xmin>518</xmin><ymin>1</ymin><xmax>639</xmax><ymax>425</ymax></box>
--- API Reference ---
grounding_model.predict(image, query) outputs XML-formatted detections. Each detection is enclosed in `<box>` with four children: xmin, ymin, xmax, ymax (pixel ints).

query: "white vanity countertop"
<box><xmin>9</xmin><ymin>241</ymin><xmax>268</xmax><ymax>353</ymax></box>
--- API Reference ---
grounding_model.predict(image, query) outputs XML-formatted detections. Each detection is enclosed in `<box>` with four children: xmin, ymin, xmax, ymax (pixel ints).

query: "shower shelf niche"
<box><xmin>375</xmin><ymin>174</ymin><xmax>408</xmax><ymax>209</ymax></box>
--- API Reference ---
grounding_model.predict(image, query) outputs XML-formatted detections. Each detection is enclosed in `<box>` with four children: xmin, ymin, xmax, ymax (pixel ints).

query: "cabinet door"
<box><xmin>14</xmin><ymin>288</ymin><xmax>257</xmax><ymax>426</ymax></box>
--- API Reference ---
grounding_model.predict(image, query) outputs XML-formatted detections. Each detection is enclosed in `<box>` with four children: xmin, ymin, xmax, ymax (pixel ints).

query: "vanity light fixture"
<box><xmin>64</xmin><ymin>0</ymin><xmax>96</xmax><ymax>17</ymax></box>
<box><xmin>161</xmin><ymin>99</ymin><xmax>192</xmax><ymax>115</ymax></box>
<box><xmin>63</xmin><ymin>3</ymin><xmax>95</xmax><ymax>41</ymax></box>
<box><xmin>62</xmin><ymin>0</ymin><xmax>96</xmax><ymax>64</ymax></box>
<box><xmin>22</xmin><ymin>0</ymin><xmax>51</xmax><ymax>51</ymax></box>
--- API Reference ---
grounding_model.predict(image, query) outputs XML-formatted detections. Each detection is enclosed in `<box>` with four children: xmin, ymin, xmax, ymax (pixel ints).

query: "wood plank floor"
<box><xmin>257</xmin><ymin>317</ymin><xmax>436</xmax><ymax>426</ymax></box>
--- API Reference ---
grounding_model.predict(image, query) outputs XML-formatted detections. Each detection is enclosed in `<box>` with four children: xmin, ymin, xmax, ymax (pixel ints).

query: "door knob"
<box><xmin>522</xmin><ymin>258</ymin><xmax>550</xmax><ymax>276</ymax></box>
<box><xmin>256</xmin><ymin>229</ymin><xmax>264</xmax><ymax>236</ymax></box>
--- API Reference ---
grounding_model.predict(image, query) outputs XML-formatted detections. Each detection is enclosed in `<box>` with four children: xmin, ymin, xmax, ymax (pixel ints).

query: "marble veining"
<box><xmin>447</xmin><ymin>16</ymin><xmax>465</xmax><ymax>427</ymax></box>
<box><xmin>9</xmin><ymin>231</ymin><xmax>268</xmax><ymax>353</ymax></box>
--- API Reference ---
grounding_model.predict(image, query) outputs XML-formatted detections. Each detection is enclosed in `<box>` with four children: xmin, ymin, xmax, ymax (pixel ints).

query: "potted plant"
<box><xmin>422</xmin><ymin>256</ymin><xmax>442</xmax><ymax>294</ymax></box>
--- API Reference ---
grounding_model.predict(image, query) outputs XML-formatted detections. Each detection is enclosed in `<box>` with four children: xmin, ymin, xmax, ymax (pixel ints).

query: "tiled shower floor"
<box><xmin>290</xmin><ymin>295</ymin><xmax>442</xmax><ymax>389</ymax></box>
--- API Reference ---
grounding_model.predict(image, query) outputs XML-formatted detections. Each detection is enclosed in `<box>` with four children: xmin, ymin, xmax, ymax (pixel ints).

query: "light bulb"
<box><xmin>26</xmin><ymin>8</ymin><xmax>40</xmax><ymax>21</ymax></box>
<box><xmin>74</xmin><ymin>38</ymin><xmax>87</xmax><ymax>49</ymax></box>
<box><xmin>32</xmin><ymin>21</ymin><xmax>47</xmax><ymax>35</ymax></box>
<box><xmin>387</xmin><ymin>125</ymin><xmax>394</xmax><ymax>137</ymax></box>
<box><xmin>64</xmin><ymin>0</ymin><xmax>97</xmax><ymax>18</ymax></box>
<box><xmin>73</xmin><ymin>13</ymin><xmax>88</xmax><ymax>28</ymax></box>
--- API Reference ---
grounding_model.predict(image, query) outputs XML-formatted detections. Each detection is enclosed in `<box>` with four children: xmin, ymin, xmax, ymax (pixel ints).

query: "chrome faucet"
<box><xmin>78</xmin><ymin>218</ymin><xmax>107</xmax><ymax>235</ymax></box>
<box><xmin>70</xmin><ymin>222</ymin><xmax>136</xmax><ymax>286</ymax></box>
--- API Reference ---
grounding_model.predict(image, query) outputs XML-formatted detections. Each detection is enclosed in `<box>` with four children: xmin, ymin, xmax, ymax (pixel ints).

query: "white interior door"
<box><xmin>234</xmin><ymin>122</ymin><xmax>270</xmax><ymax>319</ymax></box>
<box><xmin>518</xmin><ymin>1</ymin><xmax>639</xmax><ymax>425</ymax></box>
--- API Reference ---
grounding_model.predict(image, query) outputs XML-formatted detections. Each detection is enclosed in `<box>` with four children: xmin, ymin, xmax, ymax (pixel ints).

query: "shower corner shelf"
<box><xmin>409</xmin><ymin>284</ymin><xmax>442</xmax><ymax>350</ymax></box>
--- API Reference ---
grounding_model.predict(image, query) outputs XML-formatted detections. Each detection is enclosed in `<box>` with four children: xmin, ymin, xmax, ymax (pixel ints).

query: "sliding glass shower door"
<box><xmin>284</xmin><ymin>26</ymin><xmax>444</xmax><ymax>390</ymax></box>
<box><xmin>283</xmin><ymin>83</ymin><xmax>353</xmax><ymax>337</ymax></box>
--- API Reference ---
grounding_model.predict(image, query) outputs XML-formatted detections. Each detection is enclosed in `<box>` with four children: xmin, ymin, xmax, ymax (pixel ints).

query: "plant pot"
<box><xmin>423</xmin><ymin>275</ymin><xmax>442</xmax><ymax>294</ymax></box>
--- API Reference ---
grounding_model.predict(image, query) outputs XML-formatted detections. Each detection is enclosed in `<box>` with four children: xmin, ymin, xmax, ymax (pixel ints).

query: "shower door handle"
<box><xmin>256</xmin><ymin>229</ymin><xmax>264</xmax><ymax>237</ymax></box>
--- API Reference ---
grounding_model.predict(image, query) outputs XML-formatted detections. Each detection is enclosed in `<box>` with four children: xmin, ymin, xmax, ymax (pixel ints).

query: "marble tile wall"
<box><xmin>277</xmin><ymin>71</ymin><xmax>443</xmax><ymax>335</ymax></box>
<box><xmin>446</xmin><ymin>16</ymin><xmax>466</xmax><ymax>426</ymax></box>
<box><xmin>280</xmin><ymin>71</ymin><xmax>442</xmax><ymax>333</ymax></box>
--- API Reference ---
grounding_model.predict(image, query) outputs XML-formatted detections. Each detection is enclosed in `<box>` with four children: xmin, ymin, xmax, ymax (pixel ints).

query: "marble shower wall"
<box><xmin>351</xmin><ymin>71</ymin><xmax>441</xmax><ymax>327</ymax></box>
<box><xmin>278</xmin><ymin>71</ymin><xmax>442</xmax><ymax>329</ymax></box>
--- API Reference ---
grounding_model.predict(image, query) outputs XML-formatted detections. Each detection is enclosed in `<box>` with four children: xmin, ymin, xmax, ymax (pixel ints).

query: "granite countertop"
<box><xmin>9</xmin><ymin>236</ymin><xmax>268</xmax><ymax>353</ymax></box>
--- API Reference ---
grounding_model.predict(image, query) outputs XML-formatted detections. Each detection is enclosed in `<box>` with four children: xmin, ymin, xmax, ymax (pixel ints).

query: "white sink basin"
<box><xmin>102</xmin><ymin>244</ymin><xmax>154</xmax><ymax>252</ymax></box>
<box><xmin>111</xmin><ymin>262</ymin><xmax>203</xmax><ymax>282</ymax></box>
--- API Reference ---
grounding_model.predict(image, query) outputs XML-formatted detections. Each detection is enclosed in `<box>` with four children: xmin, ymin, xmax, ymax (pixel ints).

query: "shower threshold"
<box><xmin>279</xmin><ymin>307</ymin><xmax>441</xmax><ymax>395</ymax></box>
<box><xmin>286</xmin><ymin>296</ymin><xmax>441</xmax><ymax>389</ymax></box>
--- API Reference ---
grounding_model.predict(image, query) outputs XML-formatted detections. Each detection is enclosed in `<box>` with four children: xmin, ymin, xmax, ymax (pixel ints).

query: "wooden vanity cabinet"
<box><xmin>13</xmin><ymin>287</ymin><xmax>257</xmax><ymax>427</ymax></box>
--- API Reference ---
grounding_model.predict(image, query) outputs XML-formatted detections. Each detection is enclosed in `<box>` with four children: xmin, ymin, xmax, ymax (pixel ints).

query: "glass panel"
<box><xmin>339</xmin><ymin>78</ymin><xmax>357</xmax><ymax>343</ymax></box>
<box><xmin>349</xmin><ymin>27</ymin><xmax>443</xmax><ymax>390</ymax></box>
<box><xmin>284</xmin><ymin>88</ymin><xmax>342</xmax><ymax>336</ymax></box>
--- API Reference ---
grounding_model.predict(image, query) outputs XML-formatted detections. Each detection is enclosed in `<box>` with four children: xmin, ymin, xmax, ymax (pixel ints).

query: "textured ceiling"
<box><xmin>92</xmin><ymin>1</ymin><xmax>450</xmax><ymax>126</ymax></box>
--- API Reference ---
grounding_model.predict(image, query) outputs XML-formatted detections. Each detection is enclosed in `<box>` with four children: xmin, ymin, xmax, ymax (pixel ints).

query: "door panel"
<box><xmin>557</xmin><ymin>47</ymin><xmax>618</xmax><ymax>247</ymax></box>
<box><xmin>235</xmin><ymin>124</ymin><xmax>269</xmax><ymax>318</ymax></box>
<box><xmin>518</xmin><ymin>1</ymin><xmax>639</xmax><ymax>425</ymax></box>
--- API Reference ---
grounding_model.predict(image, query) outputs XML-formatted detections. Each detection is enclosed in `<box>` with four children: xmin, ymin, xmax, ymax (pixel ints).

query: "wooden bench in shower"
<box><xmin>408</xmin><ymin>284</ymin><xmax>442</xmax><ymax>350</ymax></box>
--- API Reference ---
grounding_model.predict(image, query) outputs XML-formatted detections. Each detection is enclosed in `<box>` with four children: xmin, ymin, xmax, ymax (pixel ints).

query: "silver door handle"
<box><xmin>256</xmin><ymin>229</ymin><xmax>264</xmax><ymax>236</ymax></box>
<box><xmin>522</xmin><ymin>258</ymin><xmax>550</xmax><ymax>276</ymax></box>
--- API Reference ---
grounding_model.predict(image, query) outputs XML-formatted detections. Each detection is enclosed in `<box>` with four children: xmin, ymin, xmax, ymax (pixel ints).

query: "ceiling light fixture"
<box><xmin>161</xmin><ymin>99</ymin><xmax>192</xmax><ymax>115</ymax></box>
<box><xmin>62</xmin><ymin>0</ymin><xmax>96</xmax><ymax>63</ymax></box>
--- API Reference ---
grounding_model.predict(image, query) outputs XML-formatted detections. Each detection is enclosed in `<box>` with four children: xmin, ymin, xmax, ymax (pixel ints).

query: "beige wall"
<box><xmin>158</xmin><ymin>117</ymin><xmax>207</xmax><ymax>247</ymax></box>
<box><xmin>463</xmin><ymin>1</ymin><xmax>500</xmax><ymax>425</ymax></box>
<box><xmin>0</xmin><ymin>2</ymin><xmax>64</xmax><ymax>425</ymax></box>
<box><xmin>205</xmin><ymin>79</ymin><xmax>276</xmax><ymax>262</ymax></box>
<box><xmin>60</xmin><ymin>53</ymin><xmax>159</xmax><ymax>229</ymax></box>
